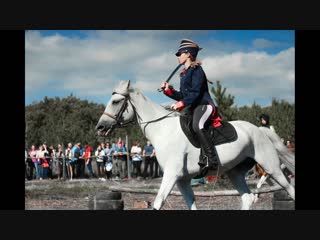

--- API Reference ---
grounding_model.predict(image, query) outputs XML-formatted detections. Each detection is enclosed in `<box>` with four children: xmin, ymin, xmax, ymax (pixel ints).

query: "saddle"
<box><xmin>179</xmin><ymin>113</ymin><xmax>238</xmax><ymax>149</ymax></box>
<box><xmin>179</xmin><ymin>109</ymin><xmax>238</xmax><ymax>180</ymax></box>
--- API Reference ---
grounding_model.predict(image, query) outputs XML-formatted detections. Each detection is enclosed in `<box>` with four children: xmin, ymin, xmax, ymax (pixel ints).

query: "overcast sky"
<box><xmin>25</xmin><ymin>30</ymin><xmax>294</xmax><ymax>107</ymax></box>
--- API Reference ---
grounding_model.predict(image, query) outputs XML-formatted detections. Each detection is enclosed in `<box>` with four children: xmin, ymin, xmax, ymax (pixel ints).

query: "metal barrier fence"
<box><xmin>25</xmin><ymin>153</ymin><xmax>162</xmax><ymax>180</ymax></box>
<box><xmin>26</xmin><ymin>154</ymin><xmax>121</xmax><ymax>180</ymax></box>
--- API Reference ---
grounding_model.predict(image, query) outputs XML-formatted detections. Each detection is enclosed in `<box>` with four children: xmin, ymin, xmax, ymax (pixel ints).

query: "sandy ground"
<box><xmin>25</xmin><ymin>176</ymin><xmax>278</xmax><ymax>210</ymax></box>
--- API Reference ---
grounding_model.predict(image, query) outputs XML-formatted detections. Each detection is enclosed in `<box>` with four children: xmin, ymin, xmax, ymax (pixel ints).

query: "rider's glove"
<box><xmin>170</xmin><ymin>101</ymin><xmax>185</xmax><ymax>111</ymax></box>
<box><xmin>161</xmin><ymin>82</ymin><xmax>174</xmax><ymax>97</ymax></box>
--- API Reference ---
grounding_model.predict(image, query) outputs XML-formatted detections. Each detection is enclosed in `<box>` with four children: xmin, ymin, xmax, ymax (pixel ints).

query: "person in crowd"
<box><xmin>36</xmin><ymin>145</ymin><xmax>48</xmax><ymax>180</ymax></box>
<box><xmin>55</xmin><ymin>144</ymin><xmax>66</xmax><ymax>180</ymax></box>
<box><xmin>152</xmin><ymin>150</ymin><xmax>160</xmax><ymax>178</ymax></box>
<box><xmin>285</xmin><ymin>139</ymin><xmax>295</xmax><ymax>179</ymax></box>
<box><xmin>25</xmin><ymin>148</ymin><xmax>28</xmax><ymax>181</ymax></box>
<box><xmin>69</xmin><ymin>142</ymin><xmax>81</xmax><ymax>181</ymax></box>
<box><xmin>48</xmin><ymin>144</ymin><xmax>57</xmax><ymax>179</ymax></box>
<box><xmin>65</xmin><ymin>142</ymin><xmax>73</xmax><ymax>180</ymax></box>
<box><xmin>42</xmin><ymin>142</ymin><xmax>52</xmax><ymax>179</ymax></box>
<box><xmin>95</xmin><ymin>145</ymin><xmax>106</xmax><ymax>180</ymax></box>
<box><xmin>41</xmin><ymin>153</ymin><xmax>50</xmax><ymax>179</ymax></box>
<box><xmin>131</xmin><ymin>141</ymin><xmax>142</xmax><ymax>179</ymax></box>
<box><xmin>100</xmin><ymin>142</ymin><xmax>106</xmax><ymax>151</ymax></box>
<box><xmin>77</xmin><ymin>143</ymin><xmax>86</xmax><ymax>178</ymax></box>
<box><xmin>111</xmin><ymin>142</ymin><xmax>119</xmax><ymax>179</ymax></box>
<box><xmin>117</xmin><ymin>137</ymin><xmax>124</xmax><ymax>148</ymax></box>
<box><xmin>84</xmin><ymin>141</ymin><xmax>94</xmax><ymax>179</ymax></box>
<box><xmin>259</xmin><ymin>113</ymin><xmax>275</xmax><ymax>132</ymax></box>
<box><xmin>286</xmin><ymin>140</ymin><xmax>295</xmax><ymax>153</ymax></box>
<box><xmin>28</xmin><ymin>144</ymin><xmax>38</xmax><ymax>180</ymax></box>
<box><xmin>142</xmin><ymin>140</ymin><xmax>156</xmax><ymax>179</ymax></box>
<box><xmin>114</xmin><ymin>139</ymin><xmax>128</xmax><ymax>179</ymax></box>
<box><xmin>104</xmin><ymin>142</ymin><xmax>114</xmax><ymax>180</ymax></box>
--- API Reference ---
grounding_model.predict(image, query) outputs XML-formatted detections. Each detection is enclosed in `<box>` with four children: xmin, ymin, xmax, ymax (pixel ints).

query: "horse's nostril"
<box><xmin>96</xmin><ymin>125</ymin><xmax>105</xmax><ymax>131</ymax></box>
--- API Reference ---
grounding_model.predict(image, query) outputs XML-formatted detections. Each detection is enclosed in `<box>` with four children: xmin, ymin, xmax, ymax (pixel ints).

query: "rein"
<box><xmin>103</xmin><ymin>92</ymin><xmax>177</xmax><ymax>135</ymax></box>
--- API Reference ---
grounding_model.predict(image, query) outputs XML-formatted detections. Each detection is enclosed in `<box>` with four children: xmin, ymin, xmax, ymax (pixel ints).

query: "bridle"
<box><xmin>102</xmin><ymin>91</ymin><xmax>176</xmax><ymax>135</ymax></box>
<box><xmin>102</xmin><ymin>92</ymin><xmax>133</xmax><ymax>135</ymax></box>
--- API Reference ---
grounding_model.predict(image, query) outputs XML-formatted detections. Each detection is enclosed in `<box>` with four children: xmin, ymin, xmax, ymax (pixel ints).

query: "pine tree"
<box><xmin>210</xmin><ymin>80</ymin><xmax>236</xmax><ymax>121</ymax></box>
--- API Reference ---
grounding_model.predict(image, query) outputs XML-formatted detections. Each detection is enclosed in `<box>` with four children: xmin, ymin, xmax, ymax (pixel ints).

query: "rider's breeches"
<box><xmin>192</xmin><ymin>104</ymin><xmax>213</xmax><ymax>133</ymax></box>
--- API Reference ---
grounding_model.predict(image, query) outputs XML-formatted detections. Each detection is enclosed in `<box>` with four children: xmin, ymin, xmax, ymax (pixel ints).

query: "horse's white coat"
<box><xmin>96</xmin><ymin>80</ymin><xmax>295</xmax><ymax>210</ymax></box>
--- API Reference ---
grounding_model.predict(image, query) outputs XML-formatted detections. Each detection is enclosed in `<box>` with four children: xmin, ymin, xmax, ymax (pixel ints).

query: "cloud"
<box><xmin>201</xmin><ymin>48</ymin><xmax>294</xmax><ymax>106</ymax></box>
<box><xmin>26</xmin><ymin>30</ymin><xmax>294</xmax><ymax>107</ymax></box>
<box><xmin>252</xmin><ymin>38</ymin><xmax>283</xmax><ymax>49</ymax></box>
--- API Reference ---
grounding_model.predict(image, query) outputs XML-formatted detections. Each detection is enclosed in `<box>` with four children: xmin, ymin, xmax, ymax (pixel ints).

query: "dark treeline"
<box><xmin>25</xmin><ymin>95</ymin><xmax>147</xmax><ymax>149</ymax></box>
<box><xmin>211</xmin><ymin>81</ymin><xmax>295</xmax><ymax>142</ymax></box>
<box><xmin>25</xmin><ymin>83</ymin><xmax>294</xmax><ymax>149</ymax></box>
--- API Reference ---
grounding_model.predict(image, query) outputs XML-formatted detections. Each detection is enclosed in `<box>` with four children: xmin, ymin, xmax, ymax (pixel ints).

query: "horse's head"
<box><xmin>95</xmin><ymin>80</ymin><xmax>135</xmax><ymax>137</ymax></box>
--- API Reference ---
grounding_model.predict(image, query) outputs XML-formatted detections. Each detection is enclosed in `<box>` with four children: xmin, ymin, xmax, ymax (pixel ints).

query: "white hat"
<box><xmin>105</xmin><ymin>162</ymin><xmax>113</xmax><ymax>171</ymax></box>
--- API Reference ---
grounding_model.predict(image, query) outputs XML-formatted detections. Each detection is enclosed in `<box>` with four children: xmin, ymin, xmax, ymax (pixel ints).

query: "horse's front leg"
<box><xmin>176</xmin><ymin>178</ymin><xmax>197</xmax><ymax>210</ymax></box>
<box><xmin>153</xmin><ymin>170</ymin><xmax>178</xmax><ymax>210</ymax></box>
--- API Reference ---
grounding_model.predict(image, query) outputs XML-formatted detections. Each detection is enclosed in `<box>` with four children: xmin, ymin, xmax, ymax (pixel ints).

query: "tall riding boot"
<box><xmin>197</xmin><ymin>128</ymin><xmax>219</xmax><ymax>170</ymax></box>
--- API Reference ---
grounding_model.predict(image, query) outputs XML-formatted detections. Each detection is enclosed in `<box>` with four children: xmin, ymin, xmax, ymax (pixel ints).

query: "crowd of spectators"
<box><xmin>25</xmin><ymin>137</ymin><xmax>163</xmax><ymax>181</ymax></box>
<box><xmin>25</xmin><ymin>128</ymin><xmax>294</xmax><ymax>184</ymax></box>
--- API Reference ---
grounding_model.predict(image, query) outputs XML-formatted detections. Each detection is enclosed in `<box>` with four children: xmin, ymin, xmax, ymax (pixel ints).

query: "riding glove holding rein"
<box><xmin>162</xmin><ymin>82</ymin><xmax>174</xmax><ymax>97</ymax></box>
<box><xmin>171</xmin><ymin>101</ymin><xmax>185</xmax><ymax>111</ymax></box>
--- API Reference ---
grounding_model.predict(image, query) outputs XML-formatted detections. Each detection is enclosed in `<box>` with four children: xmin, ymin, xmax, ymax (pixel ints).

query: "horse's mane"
<box><xmin>129</xmin><ymin>87</ymin><xmax>180</xmax><ymax>117</ymax></box>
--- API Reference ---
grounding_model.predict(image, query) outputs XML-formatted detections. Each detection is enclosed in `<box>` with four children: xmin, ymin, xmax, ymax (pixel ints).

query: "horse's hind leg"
<box><xmin>226</xmin><ymin>162</ymin><xmax>255</xmax><ymax>210</ymax></box>
<box><xmin>268</xmin><ymin>168</ymin><xmax>295</xmax><ymax>200</ymax></box>
<box><xmin>255</xmin><ymin>152</ymin><xmax>295</xmax><ymax>200</ymax></box>
<box><xmin>176</xmin><ymin>178</ymin><xmax>197</xmax><ymax>210</ymax></box>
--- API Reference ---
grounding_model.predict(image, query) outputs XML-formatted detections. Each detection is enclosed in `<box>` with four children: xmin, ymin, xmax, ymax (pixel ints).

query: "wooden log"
<box><xmin>272</xmin><ymin>200</ymin><xmax>295</xmax><ymax>210</ymax></box>
<box><xmin>272</xmin><ymin>190</ymin><xmax>295</xmax><ymax>210</ymax></box>
<box><xmin>95</xmin><ymin>192</ymin><xmax>122</xmax><ymax>200</ymax></box>
<box><xmin>273</xmin><ymin>189</ymin><xmax>292</xmax><ymax>201</ymax></box>
<box><xmin>88</xmin><ymin>191</ymin><xmax>123</xmax><ymax>210</ymax></box>
<box><xmin>89</xmin><ymin>199</ymin><xmax>124</xmax><ymax>210</ymax></box>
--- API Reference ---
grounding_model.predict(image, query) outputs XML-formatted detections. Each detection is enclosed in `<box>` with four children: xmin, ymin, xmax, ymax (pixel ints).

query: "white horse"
<box><xmin>96</xmin><ymin>80</ymin><xmax>295</xmax><ymax>210</ymax></box>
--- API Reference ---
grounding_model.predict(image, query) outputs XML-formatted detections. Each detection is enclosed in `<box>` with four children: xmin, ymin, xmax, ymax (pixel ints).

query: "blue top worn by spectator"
<box><xmin>104</xmin><ymin>148</ymin><xmax>115</xmax><ymax>161</ymax></box>
<box><xmin>115</xmin><ymin>145</ymin><xmax>127</xmax><ymax>160</ymax></box>
<box><xmin>143</xmin><ymin>145</ymin><xmax>154</xmax><ymax>157</ymax></box>
<box><xmin>71</xmin><ymin>143</ymin><xmax>80</xmax><ymax>161</ymax></box>
<box><xmin>80</xmin><ymin>146</ymin><xmax>85</xmax><ymax>157</ymax></box>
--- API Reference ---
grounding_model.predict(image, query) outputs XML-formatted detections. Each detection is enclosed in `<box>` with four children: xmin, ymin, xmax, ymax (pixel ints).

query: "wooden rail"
<box><xmin>109</xmin><ymin>184</ymin><xmax>283</xmax><ymax>197</ymax></box>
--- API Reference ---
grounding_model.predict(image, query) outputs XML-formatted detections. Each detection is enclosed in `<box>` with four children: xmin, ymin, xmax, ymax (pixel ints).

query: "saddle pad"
<box><xmin>209</xmin><ymin>121</ymin><xmax>238</xmax><ymax>146</ymax></box>
<box><xmin>180</xmin><ymin>116</ymin><xmax>238</xmax><ymax>148</ymax></box>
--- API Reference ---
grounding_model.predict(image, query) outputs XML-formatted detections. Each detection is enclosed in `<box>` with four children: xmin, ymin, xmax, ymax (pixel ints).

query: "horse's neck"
<box><xmin>130</xmin><ymin>90</ymin><xmax>173</xmax><ymax>144</ymax></box>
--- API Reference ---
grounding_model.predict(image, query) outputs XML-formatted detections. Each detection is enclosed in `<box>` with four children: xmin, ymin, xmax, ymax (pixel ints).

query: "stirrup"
<box><xmin>198</xmin><ymin>155</ymin><xmax>209</xmax><ymax>167</ymax></box>
<box><xmin>198</xmin><ymin>155</ymin><xmax>218</xmax><ymax>170</ymax></box>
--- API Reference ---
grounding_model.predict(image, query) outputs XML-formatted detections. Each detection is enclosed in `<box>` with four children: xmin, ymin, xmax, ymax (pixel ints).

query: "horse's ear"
<box><xmin>119</xmin><ymin>80</ymin><xmax>130</xmax><ymax>89</ymax></box>
<box><xmin>114</xmin><ymin>80</ymin><xmax>131</xmax><ymax>96</ymax></box>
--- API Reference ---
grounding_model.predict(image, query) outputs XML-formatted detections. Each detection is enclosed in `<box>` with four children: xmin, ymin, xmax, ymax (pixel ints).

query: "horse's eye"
<box><xmin>112</xmin><ymin>100</ymin><xmax>121</xmax><ymax>104</ymax></box>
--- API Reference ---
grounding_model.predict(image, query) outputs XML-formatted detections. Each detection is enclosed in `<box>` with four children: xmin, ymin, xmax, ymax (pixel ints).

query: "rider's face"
<box><xmin>177</xmin><ymin>52</ymin><xmax>189</xmax><ymax>64</ymax></box>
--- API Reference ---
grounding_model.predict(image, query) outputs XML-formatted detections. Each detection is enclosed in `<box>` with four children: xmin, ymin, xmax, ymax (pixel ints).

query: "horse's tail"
<box><xmin>259</xmin><ymin>127</ymin><xmax>295</xmax><ymax>175</ymax></box>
